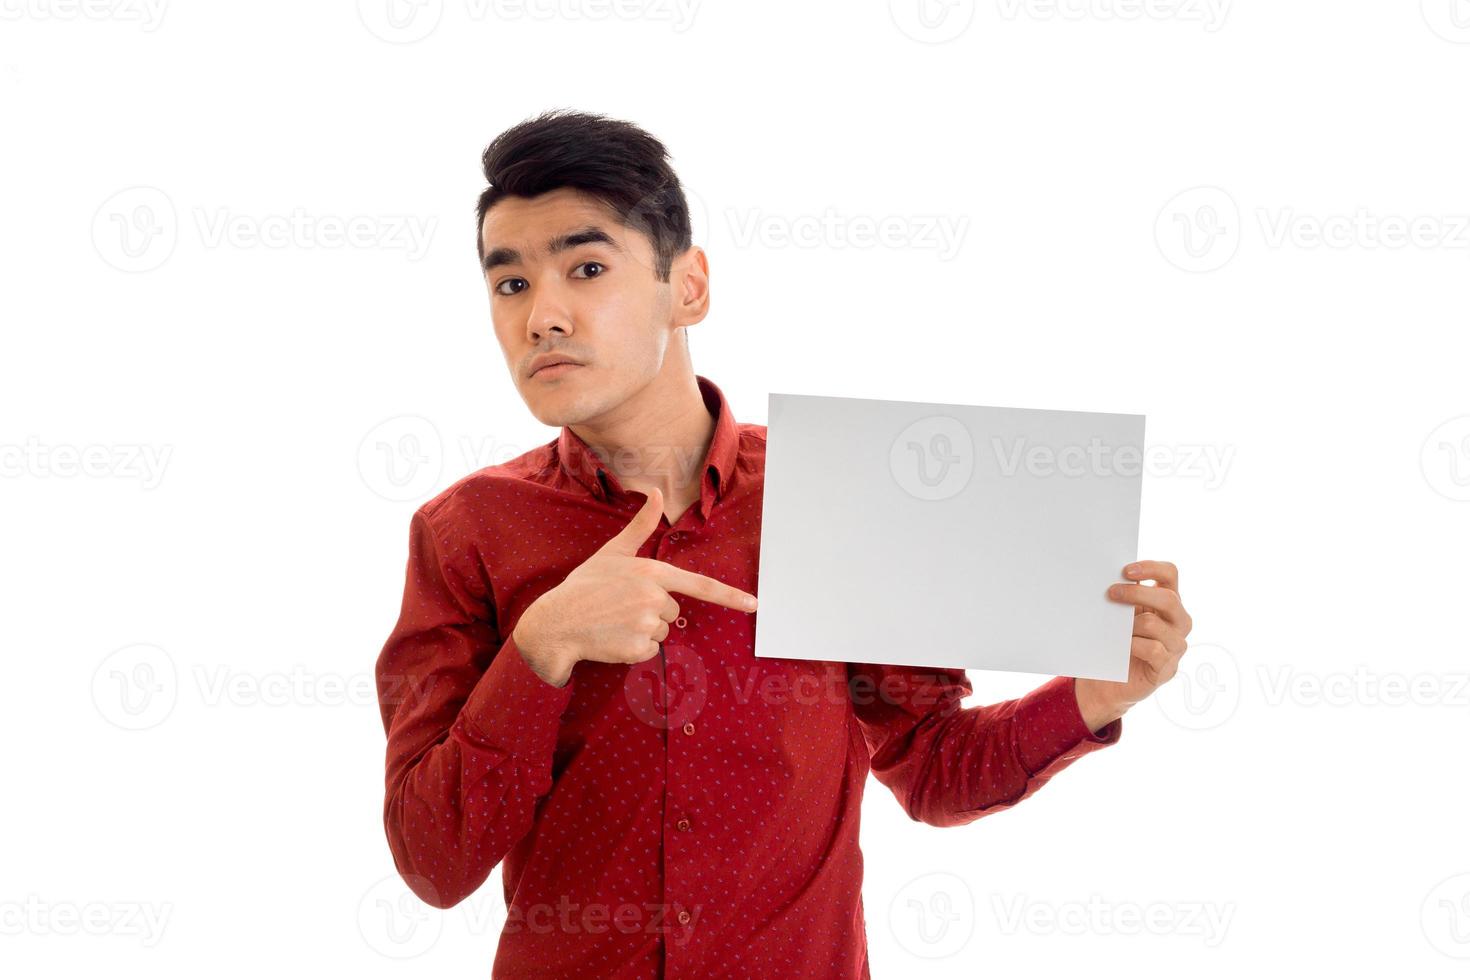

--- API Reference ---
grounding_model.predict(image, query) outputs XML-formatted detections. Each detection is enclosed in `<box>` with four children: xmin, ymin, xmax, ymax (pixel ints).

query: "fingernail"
<box><xmin>1125</xmin><ymin>564</ymin><xmax>1139</xmax><ymax>576</ymax></box>
<box><xmin>745</xmin><ymin>596</ymin><xmax>758</xmax><ymax>611</ymax></box>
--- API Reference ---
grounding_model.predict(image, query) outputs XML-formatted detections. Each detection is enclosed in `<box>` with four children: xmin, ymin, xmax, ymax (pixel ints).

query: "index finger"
<box><xmin>647</xmin><ymin>561</ymin><xmax>758</xmax><ymax>613</ymax></box>
<box><xmin>1123</xmin><ymin>560</ymin><xmax>1178</xmax><ymax>592</ymax></box>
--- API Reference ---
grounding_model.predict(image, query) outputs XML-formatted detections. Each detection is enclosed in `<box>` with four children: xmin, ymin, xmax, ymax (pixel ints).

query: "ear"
<box><xmin>669</xmin><ymin>245</ymin><xmax>710</xmax><ymax>328</ymax></box>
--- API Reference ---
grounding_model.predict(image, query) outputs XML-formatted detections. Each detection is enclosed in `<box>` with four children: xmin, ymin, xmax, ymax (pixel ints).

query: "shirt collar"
<box><xmin>556</xmin><ymin>374</ymin><xmax>739</xmax><ymax>513</ymax></box>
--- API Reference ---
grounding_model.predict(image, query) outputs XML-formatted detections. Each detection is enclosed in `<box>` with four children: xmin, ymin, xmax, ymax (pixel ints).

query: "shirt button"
<box><xmin>675</xmin><ymin>616</ymin><xmax>688</xmax><ymax>629</ymax></box>
<box><xmin>682</xmin><ymin>722</ymin><xmax>696</xmax><ymax>736</ymax></box>
<box><xmin>677</xmin><ymin>909</ymin><xmax>691</xmax><ymax>925</ymax></box>
<box><xmin>676</xmin><ymin>818</ymin><xmax>691</xmax><ymax>832</ymax></box>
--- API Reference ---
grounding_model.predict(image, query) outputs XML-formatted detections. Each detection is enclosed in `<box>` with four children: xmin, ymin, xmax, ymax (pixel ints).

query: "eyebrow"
<box><xmin>482</xmin><ymin>225</ymin><xmax>624</xmax><ymax>273</ymax></box>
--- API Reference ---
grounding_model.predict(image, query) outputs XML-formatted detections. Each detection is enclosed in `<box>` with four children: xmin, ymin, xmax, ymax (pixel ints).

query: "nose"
<box><xmin>525</xmin><ymin>281</ymin><xmax>573</xmax><ymax>345</ymax></box>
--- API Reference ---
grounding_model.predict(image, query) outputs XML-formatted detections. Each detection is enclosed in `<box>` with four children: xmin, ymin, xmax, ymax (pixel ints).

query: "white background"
<box><xmin>4</xmin><ymin>1</ymin><xmax>1469</xmax><ymax>977</ymax></box>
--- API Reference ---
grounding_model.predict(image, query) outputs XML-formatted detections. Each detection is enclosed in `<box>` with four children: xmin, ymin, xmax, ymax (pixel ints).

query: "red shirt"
<box><xmin>375</xmin><ymin>374</ymin><xmax>1123</xmax><ymax>978</ymax></box>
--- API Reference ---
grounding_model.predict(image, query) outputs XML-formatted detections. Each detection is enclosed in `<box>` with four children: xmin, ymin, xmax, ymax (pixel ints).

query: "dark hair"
<box><xmin>475</xmin><ymin>109</ymin><xmax>692</xmax><ymax>282</ymax></box>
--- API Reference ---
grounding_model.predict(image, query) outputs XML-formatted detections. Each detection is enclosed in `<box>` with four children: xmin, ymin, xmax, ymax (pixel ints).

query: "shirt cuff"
<box><xmin>1013</xmin><ymin>675</ymin><xmax>1122</xmax><ymax>776</ymax></box>
<box><xmin>452</xmin><ymin>632</ymin><xmax>575</xmax><ymax>760</ymax></box>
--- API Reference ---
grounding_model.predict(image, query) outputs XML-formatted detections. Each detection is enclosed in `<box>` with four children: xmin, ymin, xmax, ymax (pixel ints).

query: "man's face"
<box><xmin>480</xmin><ymin>186</ymin><xmax>687</xmax><ymax>427</ymax></box>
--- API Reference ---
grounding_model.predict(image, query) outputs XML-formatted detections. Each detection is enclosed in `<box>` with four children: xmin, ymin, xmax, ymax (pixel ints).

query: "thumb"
<box><xmin>594</xmin><ymin>485</ymin><xmax>663</xmax><ymax>557</ymax></box>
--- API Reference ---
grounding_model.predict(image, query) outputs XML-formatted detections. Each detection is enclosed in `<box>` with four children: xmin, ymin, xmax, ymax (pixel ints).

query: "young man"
<box><xmin>374</xmin><ymin>109</ymin><xmax>1194</xmax><ymax>978</ymax></box>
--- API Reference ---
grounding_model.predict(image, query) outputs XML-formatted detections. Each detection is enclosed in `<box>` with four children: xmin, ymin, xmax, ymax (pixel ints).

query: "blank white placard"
<box><xmin>753</xmin><ymin>391</ymin><xmax>1145</xmax><ymax>682</ymax></box>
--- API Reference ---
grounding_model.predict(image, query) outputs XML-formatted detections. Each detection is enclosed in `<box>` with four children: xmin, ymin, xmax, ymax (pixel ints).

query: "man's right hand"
<box><xmin>511</xmin><ymin>486</ymin><xmax>759</xmax><ymax>687</ymax></box>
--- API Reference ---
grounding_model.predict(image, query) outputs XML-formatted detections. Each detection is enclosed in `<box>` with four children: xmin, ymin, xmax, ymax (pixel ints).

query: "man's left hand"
<box><xmin>1075</xmin><ymin>560</ymin><xmax>1193</xmax><ymax>731</ymax></box>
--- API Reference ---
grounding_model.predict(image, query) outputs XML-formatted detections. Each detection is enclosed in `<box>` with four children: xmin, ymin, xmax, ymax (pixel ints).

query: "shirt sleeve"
<box><xmin>847</xmin><ymin>664</ymin><xmax>1122</xmax><ymax>828</ymax></box>
<box><xmin>375</xmin><ymin>508</ymin><xmax>575</xmax><ymax>908</ymax></box>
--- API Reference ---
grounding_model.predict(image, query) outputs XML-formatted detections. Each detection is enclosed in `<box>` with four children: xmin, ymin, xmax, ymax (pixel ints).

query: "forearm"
<box><xmin>1072</xmin><ymin>677</ymin><xmax>1126</xmax><ymax>733</ymax></box>
<box><xmin>512</xmin><ymin>610</ymin><xmax>576</xmax><ymax>687</ymax></box>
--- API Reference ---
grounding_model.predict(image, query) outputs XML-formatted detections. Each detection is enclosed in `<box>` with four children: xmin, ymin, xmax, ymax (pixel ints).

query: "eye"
<box><xmin>571</xmin><ymin>261</ymin><xmax>605</xmax><ymax>279</ymax></box>
<box><xmin>494</xmin><ymin>277</ymin><xmax>527</xmax><ymax>296</ymax></box>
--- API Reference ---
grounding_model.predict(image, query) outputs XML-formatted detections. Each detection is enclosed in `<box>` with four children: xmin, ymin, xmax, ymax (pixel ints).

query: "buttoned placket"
<box><xmin>655</xmin><ymin>513</ymin><xmax>698</xmax><ymax>971</ymax></box>
<box><xmin>597</xmin><ymin>464</ymin><xmax>718</xmax><ymax>977</ymax></box>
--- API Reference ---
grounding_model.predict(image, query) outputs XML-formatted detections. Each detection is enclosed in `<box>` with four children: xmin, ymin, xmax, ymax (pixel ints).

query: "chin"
<box><xmin>522</xmin><ymin>383</ymin><xmax>590</xmax><ymax>428</ymax></box>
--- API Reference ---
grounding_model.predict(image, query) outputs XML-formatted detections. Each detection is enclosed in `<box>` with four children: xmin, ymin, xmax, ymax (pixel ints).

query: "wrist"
<box><xmin>1072</xmin><ymin>678</ymin><xmax>1125</xmax><ymax>734</ymax></box>
<box><xmin>512</xmin><ymin>605</ymin><xmax>575</xmax><ymax>688</ymax></box>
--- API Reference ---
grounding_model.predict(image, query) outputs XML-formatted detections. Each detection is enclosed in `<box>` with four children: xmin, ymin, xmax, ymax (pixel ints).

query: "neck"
<box><xmin>569</xmin><ymin>364</ymin><xmax>712</xmax><ymax>522</ymax></box>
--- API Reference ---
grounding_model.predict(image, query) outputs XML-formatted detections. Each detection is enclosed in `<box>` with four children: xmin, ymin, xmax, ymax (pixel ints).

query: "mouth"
<box><xmin>531</xmin><ymin>360</ymin><xmax>583</xmax><ymax>379</ymax></box>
